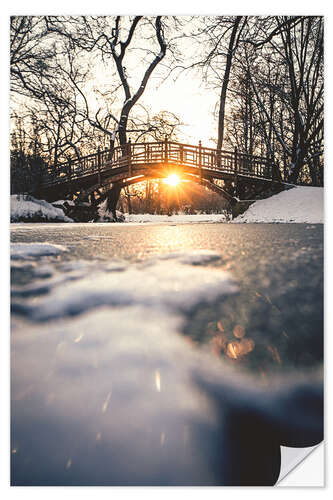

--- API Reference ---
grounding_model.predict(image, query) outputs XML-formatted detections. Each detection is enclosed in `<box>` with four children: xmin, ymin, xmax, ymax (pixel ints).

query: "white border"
<box><xmin>2</xmin><ymin>1</ymin><xmax>330</xmax><ymax>496</ymax></box>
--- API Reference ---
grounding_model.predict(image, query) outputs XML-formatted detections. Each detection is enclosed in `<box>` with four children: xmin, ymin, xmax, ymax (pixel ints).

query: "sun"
<box><xmin>163</xmin><ymin>174</ymin><xmax>180</xmax><ymax>186</ymax></box>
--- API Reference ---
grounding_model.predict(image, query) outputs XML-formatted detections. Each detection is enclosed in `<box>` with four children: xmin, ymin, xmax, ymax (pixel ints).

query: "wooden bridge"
<box><xmin>35</xmin><ymin>138</ymin><xmax>284</xmax><ymax>208</ymax></box>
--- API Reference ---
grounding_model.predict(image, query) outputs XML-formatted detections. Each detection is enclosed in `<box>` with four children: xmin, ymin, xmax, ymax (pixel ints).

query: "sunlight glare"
<box><xmin>163</xmin><ymin>174</ymin><xmax>180</xmax><ymax>187</ymax></box>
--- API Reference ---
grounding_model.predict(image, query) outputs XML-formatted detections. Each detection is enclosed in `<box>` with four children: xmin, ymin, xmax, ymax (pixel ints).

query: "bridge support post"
<box><xmin>199</xmin><ymin>140</ymin><xmax>202</xmax><ymax>182</ymax></box>
<box><xmin>127</xmin><ymin>139</ymin><xmax>132</xmax><ymax>177</ymax></box>
<box><xmin>164</xmin><ymin>135</ymin><xmax>168</xmax><ymax>164</ymax></box>
<box><xmin>97</xmin><ymin>147</ymin><xmax>101</xmax><ymax>186</ymax></box>
<box><xmin>234</xmin><ymin>147</ymin><xmax>239</xmax><ymax>197</ymax></box>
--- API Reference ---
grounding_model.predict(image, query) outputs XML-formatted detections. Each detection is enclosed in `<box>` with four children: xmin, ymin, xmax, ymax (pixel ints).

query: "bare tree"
<box><xmin>10</xmin><ymin>16</ymin><xmax>61</xmax><ymax>101</ymax></box>
<box><xmin>244</xmin><ymin>16</ymin><xmax>323</xmax><ymax>183</ymax></box>
<box><xmin>45</xmin><ymin>16</ymin><xmax>167</xmax><ymax>149</ymax></box>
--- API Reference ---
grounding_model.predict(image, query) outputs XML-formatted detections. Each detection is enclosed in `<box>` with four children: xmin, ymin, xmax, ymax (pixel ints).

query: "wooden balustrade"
<box><xmin>41</xmin><ymin>139</ymin><xmax>276</xmax><ymax>187</ymax></box>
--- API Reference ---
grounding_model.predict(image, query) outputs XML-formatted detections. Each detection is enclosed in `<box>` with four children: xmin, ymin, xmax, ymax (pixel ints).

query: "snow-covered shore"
<box><xmin>11</xmin><ymin>186</ymin><xmax>324</xmax><ymax>224</ymax></box>
<box><xmin>10</xmin><ymin>194</ymin><xmax>73</xmax><ymax>223</ymax></box>
<box><xmin>123</xmin><ymin>213</ymin><xmax>228</xmax><ymax>224</ymax></box>
<box><xmin>232</xmin><ymin>186</ymin><xmax>323</xmax><ymax>224</ymax></box>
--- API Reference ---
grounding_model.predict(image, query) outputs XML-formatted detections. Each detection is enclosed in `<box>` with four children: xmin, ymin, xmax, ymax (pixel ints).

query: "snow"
<box><xmin>124</xmin><ymin>213</ymin><xmax>227</xmax><ymax>224</ymax></box>
<box><xmin>11</xmin><ymin>250</ymin><xmax>238</xmax><ymax>321</ymax></box>
<box><xmin>11</xmin><ymin>242</ymin><xmax>68</xmax><ymax>260</ymax></box>
<box><xmin>97</xmin><ymin>199</ymin><xmax>125</xmax><ymax>222</ymax></box>
<box><xmin>233</xmin><ymin>187</ymin><xmax>323</xmax><ymax>224</ymax></box>
<box><xmin>11</xmin><ymin>194</ymin><xmax>73</xmax><ymax>222</ymax></box>
<box><xmin>53</xmin><ymin>199</ymin><xmax>75</xmax><ymax>207</ymax></box>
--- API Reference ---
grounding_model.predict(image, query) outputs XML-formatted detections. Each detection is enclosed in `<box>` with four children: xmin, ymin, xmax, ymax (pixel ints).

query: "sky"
<box><xmin>85</xmin><ymin>15</ymin><xmax>220</xmax><ymax>148</ymax></box>
<box><xmin>145</xmin><ymin>70</ymin><xmax>218</xmax><ymax>147</ymax></box>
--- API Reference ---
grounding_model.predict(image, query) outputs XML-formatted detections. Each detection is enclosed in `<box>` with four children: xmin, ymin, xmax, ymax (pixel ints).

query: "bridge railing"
<box><xmin>40</xmin><ymin>139</ymin><xmax>275</xmax><ymax>187</ymax></box>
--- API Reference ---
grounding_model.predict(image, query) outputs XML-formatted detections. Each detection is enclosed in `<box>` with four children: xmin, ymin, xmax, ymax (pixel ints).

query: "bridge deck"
<box><xmin>40</xmin><ymin>140</ymin><xmax>277</xmax><ymax>189</ymax></box>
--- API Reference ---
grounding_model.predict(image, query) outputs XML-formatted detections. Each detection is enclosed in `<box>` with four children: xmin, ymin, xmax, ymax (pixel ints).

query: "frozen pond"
<box><xmin>10</xmin><ymin>222</ymin><xmax>323</xmax><ymax>485</ymax></box>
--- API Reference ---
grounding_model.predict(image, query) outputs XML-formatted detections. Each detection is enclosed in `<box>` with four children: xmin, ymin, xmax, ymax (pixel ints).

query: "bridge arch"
<box><xmin>35</xmin><ymin>139</ymin><xmax>283</xmax><ymax>213</ymax></box>
<box><xmin>95</xmin><ymin>170</ymin><xmax>236</xmax><ymax>204</ymax></box>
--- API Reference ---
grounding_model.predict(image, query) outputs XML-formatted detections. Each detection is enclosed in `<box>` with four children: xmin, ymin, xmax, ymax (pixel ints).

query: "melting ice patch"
<box><xmin>11</xmin><ymin>250</ymin><xmax>237</xmax><ymax>321</ymax></box>
<box><xmin>11</xmin><ymin>242</ymin><xmax>68</xmax><ymax>260</ymax></box>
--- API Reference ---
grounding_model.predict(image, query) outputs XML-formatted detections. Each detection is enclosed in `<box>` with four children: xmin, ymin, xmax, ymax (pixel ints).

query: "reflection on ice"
<box><xmin>155</xmin><ymin>370</ymin><xmax>161</xmax><ymax>392</ymax></box>
<box><xmin>102</xmin><ymin>391</ymin><xmax>112</xmax><ymax>413</ymax></box>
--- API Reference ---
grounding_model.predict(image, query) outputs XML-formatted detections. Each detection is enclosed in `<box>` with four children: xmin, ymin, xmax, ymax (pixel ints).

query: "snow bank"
<box><xmin>124</xmin><ymin>213</ymin><xmax>227</xmax><ymax>224</ymax></box>
<box><xmin>233</xmin><ymin>186</ymin><xmax>323</xmax><ymax>224</ymax></box>
<box><xmin>11</xmin><ymin>194</ymin><xmax>73</xmax><ymax>222</ymax></box>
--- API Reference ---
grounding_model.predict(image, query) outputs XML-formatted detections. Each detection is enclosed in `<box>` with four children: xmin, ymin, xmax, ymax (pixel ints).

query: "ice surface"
<box><xmin>233</xmin><ymin>186</ymin><xmax>323</xmax><ymax>224</ymax></box>
<box><xmin>11</xmin><ymin>303</ymin><xmax>323</xmax><ymax>485</ymax></box>
<box><xmin>11</xmin><ymin>248</ymin><xmax>323</xmax><ymax>485</ymax></box>
<box><xmin>154</xmin><ymin>249</ymin><xmax>223</xmax><ymax>265</ymax></box>
<box><xmin>11</xmin><ymin>194</ymin><xmax>73</xmax><ymax>222</ymax></box>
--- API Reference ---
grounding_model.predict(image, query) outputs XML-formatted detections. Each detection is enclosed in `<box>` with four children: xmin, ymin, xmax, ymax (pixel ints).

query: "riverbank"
<box><xmin>232</xmin><ymin>186</ymin><xmax>323</xmax><ymax>224</ymax></box>
<box><xmin>11</xmin><ymin>185</ymin><xmax>323</xmax><ymax>224</ymax></box>
<box><xmin>10</xmin><ymin>194</ymin><xmax>228</xmax><ymax>224</ymax></box>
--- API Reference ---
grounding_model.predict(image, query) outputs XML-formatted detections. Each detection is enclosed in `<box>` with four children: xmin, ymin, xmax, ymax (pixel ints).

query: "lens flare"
<box><xmin>163</xmin><ymin>174</ymin><xmax>180</xmax><ymax>186</ymax></box>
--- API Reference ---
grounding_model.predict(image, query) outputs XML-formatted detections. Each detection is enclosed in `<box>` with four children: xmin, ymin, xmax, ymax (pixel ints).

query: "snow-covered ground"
<box><xmin>124</xmin><ymin>213</ymin><xmax>228</xmax><ymax>223</ymax></box>
<box><xmin>96</xmin><ymin>197</ymin><xmax>228</xmax><ymax>223</ymax></box>
<box><xmin>233</xmin><ymin>186</ymin><xmax>323</xmax><ymax>224</ymax></box>
<box><xmin>10</xmin><ymin>194</ymin><xmax>73</xmax><ymax>223</ymax></box>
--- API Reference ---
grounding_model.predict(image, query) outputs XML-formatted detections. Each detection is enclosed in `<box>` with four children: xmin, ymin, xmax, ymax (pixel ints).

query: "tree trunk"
<box><xmin>106</xmin><ymin>183</ymin><xmax>122</xmax><ymax>220</ymax></box>
<box><xmin>217</xmin><ymin>16</ymin><xmax>242</xmax><ymax>152</ymax></box>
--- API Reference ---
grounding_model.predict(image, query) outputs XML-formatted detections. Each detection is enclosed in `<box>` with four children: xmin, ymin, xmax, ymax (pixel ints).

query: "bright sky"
<box><xmin>86</xmin><ymin>16</ymin><xmax>219</xmax><ymax>148</ymax></box>
<box><xmin>145</xmin><ymin>70</ymin><xmax>218</xmax><ymax>147</ymax></box>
